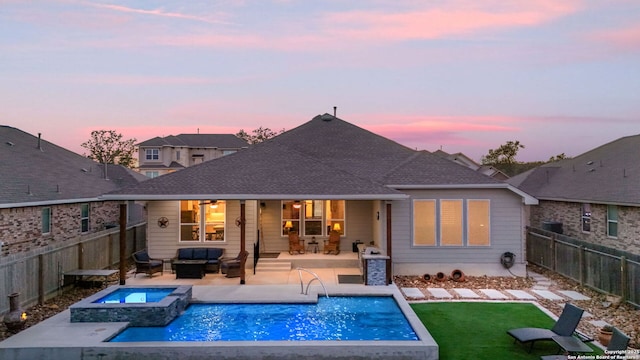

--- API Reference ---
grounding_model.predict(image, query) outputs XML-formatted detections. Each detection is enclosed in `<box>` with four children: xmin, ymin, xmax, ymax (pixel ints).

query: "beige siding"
<box><xmin>146</xmin><ymin>200</ymin><xmax>257</xmax><ymax>265</ymax></box>
<box><xmin>391</xmin><ymin>188</ymin><xmax>525</xmax><ymax>269</ymax></box>
<box><xmin>258</xmin><ymin>200</ymin><xmax>375</xmax><ymax>253</ymax></box>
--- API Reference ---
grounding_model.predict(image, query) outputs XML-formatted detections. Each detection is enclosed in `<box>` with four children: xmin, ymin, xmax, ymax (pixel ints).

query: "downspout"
<box><xmin>386</xmin><ymin>203</ymin><xmax>392</xmax><ymax>285</ymax></box>
<box><xmin>119</xmin><ymin>203</ymin><xmax>127</xmax><ymax>285</ymax></box>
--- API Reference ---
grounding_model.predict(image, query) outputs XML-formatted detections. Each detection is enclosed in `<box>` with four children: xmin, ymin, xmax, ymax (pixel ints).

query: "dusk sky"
<box><xmin>2</xmin><ymin>1</ymin><xmax>639</xmax><ymax>162</ymax></box>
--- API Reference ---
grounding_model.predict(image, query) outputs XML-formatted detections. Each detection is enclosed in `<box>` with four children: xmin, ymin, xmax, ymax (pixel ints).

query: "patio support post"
<box><xmin>119</xmin><ymin>203</ymin><xmax>127</xmax><ymax>285</ymax></box>
<box><xmin>240</xmin><ymin>200</ymin><xmax>246</xmax><ymax>285</ymax></box>
<box><xmin>386</xmin><ymin>202</ymin><xmax>392</xmax><ymax>285</ymax></box>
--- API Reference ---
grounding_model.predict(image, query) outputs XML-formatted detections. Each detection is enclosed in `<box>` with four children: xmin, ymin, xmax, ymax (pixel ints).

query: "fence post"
<box><xmin>578</xmin><ymin>245</ymin><xmax>584</xmax><ymax>286</ymax></box>
<box><xmin>38</xmin><ymin>254</ymin><xmax>44</xmax><ymax>305</ymax></box>
<box><xmin>551</xmin><ymin>233</ymin><xmax>557</xmax><ymax>271</ymax></box>
<box><xmin>620</xmin><ymin>256</ymin><xmax>627</xmax><ymax>301</ymax></box>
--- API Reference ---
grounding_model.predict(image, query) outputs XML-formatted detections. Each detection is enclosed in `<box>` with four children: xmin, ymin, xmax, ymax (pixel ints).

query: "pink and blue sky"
<box><xmin>1</xmin><ymin>1</ymin><xmax>639</xmax><ymax>162</ymax></box>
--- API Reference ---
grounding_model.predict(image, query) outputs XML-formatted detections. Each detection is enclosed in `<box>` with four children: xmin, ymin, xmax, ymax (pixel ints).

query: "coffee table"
<box><xmin>174</xmin><ymin>260</ymin><xmax>207</xmax><ymax>279</ymax></box>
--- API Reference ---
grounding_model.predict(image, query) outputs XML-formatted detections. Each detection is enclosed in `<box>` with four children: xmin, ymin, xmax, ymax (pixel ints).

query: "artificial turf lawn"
<box><xmin>411</xmin><ymin>302</ymin><xmax>603</xmax><ymax>360</ymax></box>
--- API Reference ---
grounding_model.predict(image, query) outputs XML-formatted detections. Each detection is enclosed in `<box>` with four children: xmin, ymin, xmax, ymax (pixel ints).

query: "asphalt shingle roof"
<box><xmin>508</xmin><ymin>134</ymin><xmax>640</xmax><ymax>205</ymax></box>
<box><xmin>0</xmin><ymin>125</ymin><xmax>148</xmax><ymax>207</ymax></box>
<box><xmin>106</xmin><ymin>114</ymin><xmax>503</xmax><ymax>200</ymax></box>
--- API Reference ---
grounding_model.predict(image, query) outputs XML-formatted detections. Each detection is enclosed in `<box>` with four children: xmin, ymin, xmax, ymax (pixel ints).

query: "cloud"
<box><xmin>319</xmin><ymin>0</ymin><xmax>580</xmax><ymax>42</ymax></box>
<box><xmin>79</xmin><ymin>1</ymin><xmax>234</xmax><ymax>26</ymax></box>
<box><xmin>589</xmin><ymin>24</ymin><xmax>640</xmax><ymax>52</ymax></box>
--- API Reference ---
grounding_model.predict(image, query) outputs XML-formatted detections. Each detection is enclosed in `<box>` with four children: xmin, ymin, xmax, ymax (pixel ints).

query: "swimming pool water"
<box><xmin>110</xmin><ymin>296</ymin><xmax>418</xmax><ymax>342</ymax></box>
<box><xmin>94</xmin><ymin>288</ymin><xmax>175</xmax><ymax>304</ymax></box>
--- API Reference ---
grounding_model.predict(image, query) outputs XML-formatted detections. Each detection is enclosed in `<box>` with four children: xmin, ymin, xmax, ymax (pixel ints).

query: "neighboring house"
<box><xmin>508</xmin><ymin>134</ymin><xmax>640</xmax><ymax>255</ymax></box>
<box><xmin>0</xmin><ymin>125</ymin><xmax>148</xmax><ymax>257</ymax></box>
<box><xmin>433</xmin><ymin>150</ymin><xmax>510</xmax><ymax>180</ymax></box>
<box><xmin>137</xmin><ymin>134</ymin><xmax>249</xmax><ymax>178</ymax></box>
<box><xmin>104</xmin><ymin>114</ymin><xmax>537</xmax><ymax>278</ymax></box>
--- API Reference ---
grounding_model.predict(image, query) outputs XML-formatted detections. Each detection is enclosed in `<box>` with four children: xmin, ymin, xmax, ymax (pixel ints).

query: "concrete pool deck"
<box><xmin>0</xmin><ymin>284</ymin><xmax>439</xmax><ymax>360</ymax></box>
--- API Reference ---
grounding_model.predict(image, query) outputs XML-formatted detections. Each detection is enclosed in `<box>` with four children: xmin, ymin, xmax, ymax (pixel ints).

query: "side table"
<box><xmin>307</xmin><ymin>241</ymin><xmax>319</xmax><ymax>253</ymax></box>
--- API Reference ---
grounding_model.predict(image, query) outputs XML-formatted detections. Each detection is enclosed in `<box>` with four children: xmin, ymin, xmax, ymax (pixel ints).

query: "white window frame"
<box><xmin>281</xmin><ymin>200</ymin><xmax>346</xmax><ymax>237</ymax></box>
<box><xmin>145</xmin><ymin>171</ymin><xmax>159</xmax><ymax>178</ymax></box>
<box><xmin>413</xmin><ymin>200</ymin><xmax>436</xmax><ymax>246</ymax></box>
<box><xmin>467</xmin><ymin>199</ymin><xmax>491</xmax><ymax>246</ymax></box>
<box><xmin>80</xmin><ymin>203</ymin><xmax>90</xmax><ymax>233</ymax></box>
<box><xmin>179</xmin><ymin>200</ymin><xmax>226</xmax><ymax>243</ymax></box>
<box><xmin>581</xmin><ymin>203</ymin><xmax>591</xmax><ymax>233</ymax></box>
<box><xmin>42</xmin><ymin>207</ymin><xmax>52</xmax><ymax>235</ymax></box>
<box><xmin>145</xmin><ymin>148</ymin><xmax>159</xmax><ymax>160</ymax></box>
<box><xmin>607</xmin><ymin>205</ymin><xmax>618</xmax><ymax>238</ymax></box>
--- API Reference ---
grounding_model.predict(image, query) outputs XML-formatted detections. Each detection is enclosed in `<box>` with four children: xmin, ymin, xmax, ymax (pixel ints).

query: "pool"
<box><xmin>110</xmin><ymin>296</ymin><xmax>418</xmax><ymax>342</ymax></box>
<box><xmin>94</xmin><ymin>287</ymin><xmax>175</xmax><ymax>303</ymax></box>
<box><xmin>0</xmin><ymin>285</ymin><xmax>438</xmax><ymax>360</ymax></box>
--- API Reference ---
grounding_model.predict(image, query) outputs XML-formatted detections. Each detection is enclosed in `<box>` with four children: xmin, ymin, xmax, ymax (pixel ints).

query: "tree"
<box><xmin>548</xmin><ymin>153</ymin><xmax>568</xmax><ymax>162</ymax></box>
<box><xmin>481</xmin><ymin>140</ymin><xmax>524</xmax><ymax>165</ymax></box>
<box><xmin>81</xmin><ymin>130</ymin><xmax>137</xmax><ymax>168</ymax></box>
<box><xmin>235</xmin><ymin>126</ymin><xmax>284</xmax><ymax>144</ymax></box>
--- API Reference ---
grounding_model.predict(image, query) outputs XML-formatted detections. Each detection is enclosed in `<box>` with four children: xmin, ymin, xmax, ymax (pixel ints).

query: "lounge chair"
<box><xmin>132</xmin><ymin>249</ymin><xmax>164</xmax><ymax>278</ymax></box>
<box><xmin>288</xmin><ymin>232</ymin><xmax>305</xmax><ymax>255</ymax></box>
<box><xmin>540</xmin><ymin>326</ymin><xmax>630</xmax><ymax>360</ymax></box>
<box><xmin>323</xmin><ymin>230</ymin><xmax>340</xmax><ymax>255</ymax></box>
<box><xmin>221</xmin><ymin>251</ymin><xmax>249</xmax><ymax>278</ymax></box>
<box><xmin>507</xmin><ymin>303</ymin><xmax>584</xmax><ymax>352</ymax></box>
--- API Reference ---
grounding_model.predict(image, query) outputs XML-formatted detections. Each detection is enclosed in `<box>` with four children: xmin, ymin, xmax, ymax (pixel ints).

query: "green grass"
<box><xmin>411</xmin><ymin>302</ymin><xmax>603</xmax><ymax>360</ymax></box>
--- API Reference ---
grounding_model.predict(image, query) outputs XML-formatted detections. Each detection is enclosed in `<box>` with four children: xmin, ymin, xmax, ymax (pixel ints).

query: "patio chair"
<box><xmin>323</xmin><ymin>230</ymin><xmax>341</xmax><ymax>255</ymax></box>
<box><xmin>507</xmin><ymin>303</ymin><xmax>584</xmax><ymax>352</ymax></box>
<box><xmin>288</xmin><ymin>232</ymin><xmax>305</xmax><ymax>255</ymax></box>
<box><xmin>221</xmin><ymin>251</ymin><xmax>249</xmax><ymax>278</ymax></box>
<box><xmin>132</xmin><ymin>249</ymin><xmax>164</xmax><ymax>278</ymax></box>
<box><xmin>540</xmin><ymin>326</ymin><xmax>630</xmax><ymax>360</ymax></box>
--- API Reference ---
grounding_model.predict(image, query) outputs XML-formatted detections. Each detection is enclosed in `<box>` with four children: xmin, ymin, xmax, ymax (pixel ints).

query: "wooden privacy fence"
<box><xmin>0</xmin><ymin>223</ymin><xmax>147</xmax><ymax>315</ymax></box>
<box><xmin>527</xmin><ymin>226</ymin><xmax>640</xmax><ymax>308</ymax></box>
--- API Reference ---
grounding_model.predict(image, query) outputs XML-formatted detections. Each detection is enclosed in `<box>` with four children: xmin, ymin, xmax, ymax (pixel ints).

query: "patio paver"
<box><xmin>505</xmin><ymin>289</ymin><xmax>537</xmax><ymax>300</ymax></box>
<box><xmin>531</xmin><ymin>289</ymin><xmax>565</xmax><ymax>300</ymax></box>
<box><xmin>452</xmin><ymin>288</ymin><xmax>481</xmax><ymax>298</ymax></box>
<box><xmin>427</xmin><ymin>288</ymin><xmax>453</xmax><ymax>298</ymax></box>
<box><xmin>479</xmin><ymin>289</ymin><xmax>508</xmax><ymax>299</ymax></box>
<box><xmin>557</xmin><ymin>290</ymin><xmax>590</xmax><ymax>301</ymax></box>
<box><xmin>401</xmin><ymin>287</ymin><xmax>425</xmax><ymax>298</ymax></box>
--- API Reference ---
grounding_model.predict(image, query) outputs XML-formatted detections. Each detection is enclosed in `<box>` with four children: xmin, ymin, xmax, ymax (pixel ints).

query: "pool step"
<box><xmin>256</xmin><ymin>259</ymin><xmax>292</xmax><ymax>272</ymax></box>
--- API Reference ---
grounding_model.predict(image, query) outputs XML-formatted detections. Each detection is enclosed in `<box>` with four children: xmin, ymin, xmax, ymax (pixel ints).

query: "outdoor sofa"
<box><xmin>171</xmin><ymin>247</ymin><xmax>225</xmax><ymax>273</ymax></box>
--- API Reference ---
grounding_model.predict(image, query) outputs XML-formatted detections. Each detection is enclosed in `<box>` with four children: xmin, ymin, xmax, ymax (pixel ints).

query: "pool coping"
<box><xmin>0</xmin><ymin>284</ymin><xmax>438</xmax><ymax>360</ymax></box>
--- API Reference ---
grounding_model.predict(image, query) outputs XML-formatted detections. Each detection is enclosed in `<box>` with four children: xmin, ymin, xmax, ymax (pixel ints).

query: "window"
<box><xmin>413</xmin><ymin>200</ymin><xmax>436</xmax><ymax>246</ymax></box>
<box><xmin>145</xmin><ymin>171</ymin><xmax>159</xmax><ymax>178</ymax></box>
<box><xmin>222</xmin><ymin>150</ymin><xmax>237</xmax><ymax>156</ymax></box>
<box><xmin>581</xmin><ymin>204</ymin><xmax>591</xmax><ymax>232</ymax></box>
<box><xmin>440</xmin><ymin>200</ymin><xmax>463</xmax><ymax>246</ymax></box>
<box><xmin>281</xmin><ymin>201</ymin><xmax>300</xmax><ymax>236</ymax></box>
<box><xmin>80</xmin><ymin>203</ymin><xmax>90</xmax><ymax>233</ymax></box>
<box><xmin>412</xmin><ymin>199</ymin><xmax>490</xmax><ymax>247</ymax></box>
<box><xmin>304</xmin><ymin>200</ymin><xmax>323</xmax><ymax>236</ymax></box>
<box><xmin>42</xmin><ymin>207</ymin><xmax>51</xmax><ymax>234</ymax></box>
<box><xmin>176</xmin><ymin>150</ymin><xmax>181</xmax><ymax>161</ymax></box>
<box><xmin>281</xmin><ymin>200</ymin><xmax>345</xmax><ymax>236</ymax></box>
<box><xmin>607</xmin><ymin>205</ymin><xmax>618</xmax><ymax>238</ymax></box>
<box><xmin>145</xmin><ymin>148</ymin><xmax>159</xmax><ymax>160</ymax></box>
<box><xmin>468</xmin><ymin>200</ymin><xmax>490</xmax><ymax>246</ymax></box>
<box><xmin>179</xmin><ymin>200</ymin><xmax>226</xmax><ymax>242</ymax></box>
<box><xmin>326</xmin><ymin>200</ymin><xmax>345</xmax><ymax>236</ymax></box>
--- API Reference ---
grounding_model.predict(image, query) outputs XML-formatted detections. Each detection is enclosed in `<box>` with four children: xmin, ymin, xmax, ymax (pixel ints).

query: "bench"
<box><xmin>64</xmin><ymin>269</ymin><xmax>118</xmax><ymax>287</ymax></box>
